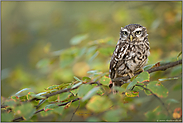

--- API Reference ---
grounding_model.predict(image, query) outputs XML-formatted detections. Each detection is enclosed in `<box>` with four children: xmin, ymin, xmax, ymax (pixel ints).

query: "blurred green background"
<box><xmin>1</xmin><ymin>1</ymin><xmax>182</xmax><ymax>121</ymax></box>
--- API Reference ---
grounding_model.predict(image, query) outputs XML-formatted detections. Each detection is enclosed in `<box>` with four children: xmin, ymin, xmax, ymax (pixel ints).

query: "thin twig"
<box><xmin>70</xmin><ymin>99</ymin><xmax>80</xmax><ymax>121</ymax></box>
<box><xmin>135</xmin><ymin>84</ymin><xmax>171</xmax><ymax>118</ymax></box>
<box><xmin>35</xmin><ymin>99</ymin><xmax>46</xmax><ymax>109</ymax></box>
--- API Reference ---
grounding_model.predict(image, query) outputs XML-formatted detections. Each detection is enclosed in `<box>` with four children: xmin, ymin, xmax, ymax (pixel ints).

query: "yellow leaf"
<box><xmin>64</xmin><ymin>101</ymin><xmax>72</xmax><ymax>109</ymax></box>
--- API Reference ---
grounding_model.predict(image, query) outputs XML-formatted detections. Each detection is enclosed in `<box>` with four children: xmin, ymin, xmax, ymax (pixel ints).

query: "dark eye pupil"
<box><xmin>136</xmin><ymin>31</ymin><xmax>141</xmax><ymax>35</ymax></box>
<box><xmin>123</xmin><ymin>31</ymin><xmax>128</xmax><ymax>35</ymax></box>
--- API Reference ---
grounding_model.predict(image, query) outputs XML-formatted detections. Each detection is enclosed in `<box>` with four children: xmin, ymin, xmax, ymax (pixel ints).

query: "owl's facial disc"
<box><xmin>120</xmin><ymin>26</ymin><xmax>147</xmax><ymax>42</ymax></box>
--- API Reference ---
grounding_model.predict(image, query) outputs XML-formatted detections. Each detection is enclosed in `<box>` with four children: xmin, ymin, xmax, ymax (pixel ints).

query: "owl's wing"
<box><xmin>109</xmin><ymin>41</ymin><xmax>129</xmax><ymax>79</ymax></box>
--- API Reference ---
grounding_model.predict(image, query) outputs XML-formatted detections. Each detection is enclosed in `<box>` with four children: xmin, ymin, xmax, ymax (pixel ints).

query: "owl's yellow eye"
<box><xmin>123</xmin><ymin>31</ymin><xmax>128</xmax><ymax>35</ymax></box>
<box><xmin>136</xmin><ymin>31</ymin><xmax>141</xmax><ymax>35</ymax></box>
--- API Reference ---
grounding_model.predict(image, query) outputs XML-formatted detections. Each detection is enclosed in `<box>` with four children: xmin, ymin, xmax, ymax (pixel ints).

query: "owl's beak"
<box><xmin>130</xmin><ymin>35</ymin><xmax>133</xmax><ymax>41</ymax></box>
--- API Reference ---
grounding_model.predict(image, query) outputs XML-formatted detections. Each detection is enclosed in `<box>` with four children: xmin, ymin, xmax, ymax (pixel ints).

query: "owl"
<box><xmin>109</xmin><ymin>24</ymin><xmax>150</xmax><ymax>88</ymax></box>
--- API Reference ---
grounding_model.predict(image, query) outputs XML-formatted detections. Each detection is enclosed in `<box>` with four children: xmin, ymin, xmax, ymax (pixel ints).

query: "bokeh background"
<box><xmin>1</xmin><ymin>1</ymin><xmax>182</xmax><ymax>121</ymax></box>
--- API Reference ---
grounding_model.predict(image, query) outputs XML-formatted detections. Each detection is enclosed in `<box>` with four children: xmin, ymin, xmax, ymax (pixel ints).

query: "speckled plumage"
<box><xmin>109</xmin><ymin>24</ymin><xmax>150</xmax><ymax>87</ymax></box>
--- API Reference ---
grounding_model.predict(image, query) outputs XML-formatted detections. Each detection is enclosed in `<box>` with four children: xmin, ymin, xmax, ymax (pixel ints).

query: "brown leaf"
<box><xmin>150</xmin><ymin>62</ymin><xmax>160</xmax><ymax>69</ymax></box>
<box><xmin>64</xmin><ymin>101</ymin><xmax>72</xmax><ymax>109</ymax></box>
<box><xmin>173</xmin><ymin>107</ymin><xmax>182</xmax><ymax>119</ymax></box>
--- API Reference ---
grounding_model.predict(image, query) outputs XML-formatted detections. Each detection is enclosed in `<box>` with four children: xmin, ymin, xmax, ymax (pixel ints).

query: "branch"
<box><xmin>29</xmin><ymin>81</ymin><xmax>100</xmax><ymax>102</ymax></box>
<box><xmin>147</xmin><ymin>59</ymin><xmax>182</xmax><ymax>73</ymax></box>
<box><xmin>12</xmin><ymin>81</ymin><xmax>101</xmax><ymax>121</ymax></box>
<box><xmin>112</xmin><ymin>59</ymin><xmax>182</xmax><ymax>82</ymax></box>
<box><xmin>12</xmin><ymin>98</ymin><xmax>80</xmax><ymax>122</ymax></box>
<box><xmin>9</xmin><ymin>59</ymin><xmax>182</xmax><ymax>121</ymax></box>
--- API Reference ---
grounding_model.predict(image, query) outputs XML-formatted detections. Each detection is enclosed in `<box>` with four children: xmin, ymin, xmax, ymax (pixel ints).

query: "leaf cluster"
<box><xmin>1</xmin><ymin>36</ymin><xmax>182</xmax><ymax>122</ymax></box>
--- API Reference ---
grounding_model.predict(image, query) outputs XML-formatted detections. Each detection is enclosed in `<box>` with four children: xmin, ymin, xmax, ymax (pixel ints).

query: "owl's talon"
<box><xmin>128</xmin><ymin>73</ymin><xmax>134</xmax><ymax>78</ymax></box>
<box><xmin>135</xmin><ymin>68</ymin><xmax>144</xmax><ymax>74</ymax></box>
<box><xmin>112</xmin><ymin>83</ymin><xmax>117</xmax><ymax>94</ymax></box>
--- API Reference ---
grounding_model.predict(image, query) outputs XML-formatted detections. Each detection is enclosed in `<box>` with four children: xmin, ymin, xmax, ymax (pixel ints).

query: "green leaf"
<box><xmin>36</xmin><ymin>92</ymin><xmax>47</xmax><ymax>96</ymax></box>
<box><xmin>46</xmin><ymin>85</ymin><xmax>59</xmax><ymax>90</ymax></box>
<box><xmin>11</xmin><ymin>95</ymin><xmax>19</xmax><ymax>100</ymax></box>
<box><xmin>36</xmin><ymin>58</ymin><xmax>50</xmax><ymax>68</ymax></box>
<box><xmin>82</xmin><ymin>87</ymin><xmax>100</xmax><ymax>101</ymax></box>
<box><xmin>87</xmin><ymin>70</ymin><xmax>101</xmax><ymax>74</ymax></box>
<box><xmin>100</xmin><ymin>76</ymin><xmax>111</xmax><ymax>86</ymax></box>
<box><xmin>58</xmin><ymin>83</ymin><xmax>70</xmax><ymax>89</ymax></box>
<box><xmin>1</xmin><ymin>112</ymin><xmax>14</xmax><ymax>122</ymax></box>
<box><xmin>86</xmin><ymin>95</ymin><xmax>112</xmax><ymax>113</ymax></box>
<box><xmin>19</xmin><ymin>95</ymin><xmax>27</xmax><ymax>102</ymax></box>
<box><xmin>103</xmin><ymin>109</ymin><xmax>127</xmax><ymax>122</ymax></box>
<box><xmin>125</xmin><ymin>91</ymin><xmax>139</xmax><ymax>97</ymax></box>
<box><xmin>144</xmin><ymin>89</ymin><xmax>152</xmax><ymax>95</ymax></box>
<box><xmin>44</xmin><ymin>104</ymin><xmax>58</xmax><ymax>111</ymax></box>
<box><xmin>158</xmin><ymin>77</ymin><xmax>179</xmax><ymax>82</ymax></box>
<box><xmin>95</xmin><ymin>87</ymin><xmax>104</xmax><ymax>95</ymax></box>
<box><xmin>48</xmin><ymin>95</ymin><xmax>58</xmax><ymax>102</ymax></box>
<box><xmin>78</xmin><ymin>84</ymin><xmax>93</xmax><ymax>98</ymax></box>
<box><xmin>53</xmin><ymin>106</ymin><xmax>64</xmax><ymax>115</ymax></box>
<box><xmin>74</xmin><ymin>76</ymin><xmax>82</xmax><ymax>82</ymax></box>
<box><xmin>121</xmin><ymin>83</ymin><xmax>129</xmax><ymax>89</ymax></box>
<box><xmin>70</xmin><ymin>34</ymin><xmax>88</xmax><ymax>45</ymax></box>
<box><xmin>58</xmin><ymin>92</ymin><xmax>71</xmax><ymax>101</ymax></box>
<box><xmin>14</xmin><ymin>88</ymin><xmax>32</xmax><ymax>97</ymax></box>
<box><xmin>127</xmin><ymin>71</ymin><xmax>150</xmax><ymax>89</ymax></box>
<box><xmin>70</xmin><ymin>88</ymin><xmax>78</xmax><ymax>96</ymax></box>
<box><xmin>112</xmin><ymin>86</ymin><xmax>126</xmax><ymax>92</ymax></box>
<box><xmin>82</xmin><ymin>77</ymin><xmax>91</xmax><ymax>82</ymax></box>
<box><xmin>40</xmin><ymin>110</ymin><xmax>53</xmax><ymax>117</ymax></box>
<box><xmin>166</xmin><ymin>99</ymin><xmax>179</xmax><ymax>104</ymax></box>
<box><xmin>71</xmin><ymin>82</ymin><xmax>82</xmax><ymax>89</ymax></box>
<box><xmin>144</xmin><ymin>64</ymin><xmax>154</xmax><ymax>71</ymax></box>
<box><xmin>33</xmin><ymin>92</ymin><xmax>47</xmax><ymax>99</ymax></box>
<box><xmin>4</xmin><ymin>99</ymin><xmax>17</xmax><ymax>108</ymax></box>
<box><xmin>133</xmin><ymin>85</ymin><xmax>144</xmax><ymax>91</ymax></box>
<box><xmin>14</xmin><ymin>103</ymin><xmax>36</xmax><ymax>120</ymax></box>
<box><xmin>147</xmin><ymin>81</ymin><xmax>168</xmax><ymax>98</ymax></box>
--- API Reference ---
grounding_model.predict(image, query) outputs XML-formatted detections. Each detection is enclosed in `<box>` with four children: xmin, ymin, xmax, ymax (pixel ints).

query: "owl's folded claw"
<box><xmin>135</xmin><ymin>68</ymin><xmax>144</xmax><ymax>74</ymax></box>
<box><xmin>128</xmin><ymin>73</ymin><xmax>134</xmax><ymax>78</ymax></box>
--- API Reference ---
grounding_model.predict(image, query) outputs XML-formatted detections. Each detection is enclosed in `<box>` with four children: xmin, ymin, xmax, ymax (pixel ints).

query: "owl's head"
<box><xmin>120</xmin><ymin>24</ymin><xmax>148</xmax><ymax>42</ymax></box>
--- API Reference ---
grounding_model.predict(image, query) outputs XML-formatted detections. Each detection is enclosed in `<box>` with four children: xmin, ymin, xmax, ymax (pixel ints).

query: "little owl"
<box><xmin>109</xmin><ymin>24</ymin><xmax>150</xmax><ymax>89</ymax></box>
